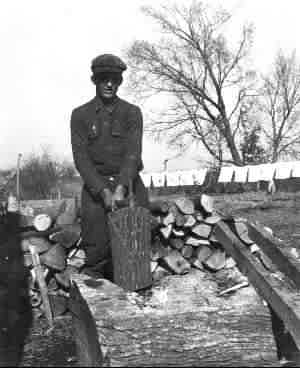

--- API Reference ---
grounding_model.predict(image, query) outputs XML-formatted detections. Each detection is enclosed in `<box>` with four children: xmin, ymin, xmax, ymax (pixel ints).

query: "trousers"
<box><xmin>80</xmin><ymin>174</ymin><xmax>149</xmax><ymax>279</ymax></box>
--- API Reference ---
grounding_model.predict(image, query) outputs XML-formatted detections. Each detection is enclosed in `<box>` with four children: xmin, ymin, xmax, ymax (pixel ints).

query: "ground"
<box><xmin>20</xmin><ymin>190</ymin><xmax>300</xmax><ymax>367</ymax></box>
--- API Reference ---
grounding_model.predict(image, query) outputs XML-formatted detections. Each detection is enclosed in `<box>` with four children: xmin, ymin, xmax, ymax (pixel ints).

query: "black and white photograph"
<box><xmin>0</xmin><ymin>0</ymin><xmax>300</xmax><ymax>366</ymax></box>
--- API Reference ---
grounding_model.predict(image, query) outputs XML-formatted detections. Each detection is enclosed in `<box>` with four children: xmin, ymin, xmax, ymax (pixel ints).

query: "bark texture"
<box><xmin>72</xmin><ymin>269</ymin><xmax>278</xmax><ymax>367</ymax></box>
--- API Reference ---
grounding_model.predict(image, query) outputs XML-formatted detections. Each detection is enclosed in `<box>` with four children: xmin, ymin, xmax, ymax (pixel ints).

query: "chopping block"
<box><xmin>107</xmin><ymin>185</ymin><xmax>152</xmax><ymax>292</ymax></box>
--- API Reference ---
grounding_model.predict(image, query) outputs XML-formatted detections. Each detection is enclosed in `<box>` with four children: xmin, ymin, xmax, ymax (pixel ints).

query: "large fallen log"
<box><xmin>72</xmin><ymin>270</ymin><xmax>278</xmax><ymax>367</ymax></box>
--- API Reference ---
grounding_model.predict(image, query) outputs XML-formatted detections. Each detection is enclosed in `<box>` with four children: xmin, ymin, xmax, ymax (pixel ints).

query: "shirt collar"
<box><xmin>94</xmin><ymin>95</ymin><xmax>120</xmax><ymax>114</ymax></box>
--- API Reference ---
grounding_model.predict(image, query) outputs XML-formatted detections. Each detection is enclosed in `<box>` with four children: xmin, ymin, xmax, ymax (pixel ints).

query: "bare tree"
<box><xmin>260</xmin><ymin>50</ymin><xmax>300</xmax><ymax>162</ymax></box>
<box><xmin>126</xmin><ymin>2</ymin><xmax>255</xmax><ymax>165</ymax></box>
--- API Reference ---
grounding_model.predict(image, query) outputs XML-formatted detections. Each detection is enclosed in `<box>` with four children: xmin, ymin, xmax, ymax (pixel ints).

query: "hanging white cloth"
<box><xmin>233</xmin><ymin>166</ymin><xmax>248</xmax><ymax>183</ymax></box>
<box><xmin>192</xmin><ymin>168</ymin><xmax>207</xmax><ymax>185</ymax></box>
<box><xmin>247</xmin><ymin>165</ymin><xmax>262</xmax><ymax>182</ymax></box>
<box><xmin>274</xmin><ymin>162</ymin><xmax>293</xmax><ymax>179</ymax></box>
<box><xmin>258</xmin><ymin>163</ymin><xmax>276</xmax><ymax>181</ymax></box>
<box><xmin>140</xmin><ymin>173</ymin><xmax>152</xmax><ymax>187</ymax></box>
<box><xmin>151</xmin><ymin>172</ymin><xmax>166</xmax><ymax>187</ymax></box>
<box><xmin>291</xmin><ymin>161</ymin><xmax>300</xmax><ymax>178</ymax></box>
<box><xmin>218</xmin><ymin>166</ymin><xmax>234</xmax><ymax>183</ymax></box>
<box><xmin>178</xmin><ymin>170</ymin><xmax>194</xmax><ymax>185</ymax></box>
<box><xmin>166</xmin><ymin>171</ymin><xmax>180</xmax><ymax>187</ymax></box>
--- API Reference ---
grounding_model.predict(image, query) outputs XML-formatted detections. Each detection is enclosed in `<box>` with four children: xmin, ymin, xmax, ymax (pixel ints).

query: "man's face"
<box><xmin>94</xmin><ymin>72</ymin><xmax>121</xmax><ymax>101</ymax></box>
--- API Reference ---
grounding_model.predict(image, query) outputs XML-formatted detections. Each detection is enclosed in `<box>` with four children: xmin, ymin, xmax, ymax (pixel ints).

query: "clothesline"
<box><xmin>141</xmin><ymin>161</ymin><xmax>300</xmax><ymax>188</ymax></box>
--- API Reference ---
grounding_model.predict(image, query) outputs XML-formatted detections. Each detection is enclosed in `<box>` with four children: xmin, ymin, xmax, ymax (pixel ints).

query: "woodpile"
<box><xmin>149</xmin><ymin>194</ymin><xmax>268</xmax><ymax>283</ymax></box>
<box><xmin>12</xmin><ymin>200</ymin><xmax>81</xmax><ymax>327</ymax></box>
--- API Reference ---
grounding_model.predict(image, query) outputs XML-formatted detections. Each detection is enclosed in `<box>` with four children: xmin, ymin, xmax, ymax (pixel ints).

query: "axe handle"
<box><xmin>29</xmin><ymin>245</ymin><xmax>54</xmax><ymax>328</ymax></box>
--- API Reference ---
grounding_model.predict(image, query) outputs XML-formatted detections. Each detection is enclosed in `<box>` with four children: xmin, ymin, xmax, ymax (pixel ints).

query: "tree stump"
<box><xmin>71</xmin><ymin>269</ymin><xmax>278</xmax><ymax>367</ymax></box>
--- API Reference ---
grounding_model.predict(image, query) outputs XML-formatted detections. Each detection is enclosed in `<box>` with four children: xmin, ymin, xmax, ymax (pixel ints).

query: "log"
<box><xmin>72</xmin><ymin>271</ymin><xmax>278</xmax><ymax>366</ymax></box>
<box><xmin>185</xmin><ymin>236</ymin><xmax>210</xmax><ymax>247</ymax></box>
<box><xmin>33</xmin><ymin>213</ymin><xmax>52</xmax><ymax>232</ymax></box>
<box><xmin>161</xmin><ymin>250</ymin><xmax>191</xmax><ymax>275</ymax></box>
<box><xmin>172</xmin><ymin>228</ymin><xmax>185</xmax><ymax>237</ymax></box>
<box><xmin>183</xmin><ymin>214</ymin><xmax>196</xmax><ymax>228</ymax></box>
<box><xmin>150</xmin><ymin>240</ymin><xmax>171</xmax><ymax>261</ymax></box>
<box><xmin>168</xmin><ymin>205</ymin><xmax>186</xmax><ymax>227</ymax></box>
<box><xmin>203</xmin><ymin>249</ymin><xmax>226</xmax><ymax>272</ymax></box>
<box><xmin>231</xmin><ymin>221</ymin><xmax>254</xmax><ymax>245</ymax></box>
<box><xmin>174</xmin><ymin>197</ymin><xmax>195</xmax><ymax>214</ymax></box>
<box><xmin>160</xmin><ymin>224</ymin><xmax>173</xmax><ymax>239</ymax></box>
<box><xmin>194</xmin><ymin>245</ymin><xmax>213</xmax><ymax>263</ymax></box>
<box><xmin>169</xmin><ymin>238</ymin><xmax>184</xmax><ymax>250</ymax></box>
<box><xmin>181</xmin><ymin>245</ymin><xmax>194</xmax><ymax>259</ymax></box>
<box><xmin>213</xmin><ymin>221</ymin><xmax>300</xmax><ymax>350</ymax></box>
<box><xmin>108</xmin><ymin>206</ymin><xmax>152</xmax><ymax>291</ymax></box>
<box><xmin>191</xmin><ymin>223</ymin><xmax>212</xmax><ymax>238</ymax></box>
<box><xmin>162</xmin><ymin>212</ymin><xmax>175</xmax><ymax>226</ymax></box>
<box><xmin>152</xmin><ymin>265</ymin><xmax>172</xmax><ymax>281</ymax></box>
<box><xmin>148</xmin><ymin>200</ymin><xmax>170</xmax><ymax>214</ymax></box>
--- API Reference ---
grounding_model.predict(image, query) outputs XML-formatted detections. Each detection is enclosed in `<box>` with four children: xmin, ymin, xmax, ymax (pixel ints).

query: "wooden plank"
<box><xmin>213</xmin><ymin>221</ymin><xmax>300</xmax><ymax>350</ymax></box>
<box><xmin>248</xmin><ymin>223</ymin><xmax>300</xmax><ymax>289</ymax></box>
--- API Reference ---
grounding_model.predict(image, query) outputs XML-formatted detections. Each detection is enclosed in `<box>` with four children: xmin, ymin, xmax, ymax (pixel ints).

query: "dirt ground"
<box><xmin>20</xmin><ymin>190</ymin><xmax>300</xmax><ymax>367</ymax></box>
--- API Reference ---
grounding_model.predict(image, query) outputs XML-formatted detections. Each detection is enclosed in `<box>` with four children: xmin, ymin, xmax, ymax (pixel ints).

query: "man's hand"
<box><xmin>112</xmin><ymin>184</ymin><xmax>126</xmax><ymax>203</ymax></box>
<box><xmin>101</xmin><ymin>188</ymin><xmax>113</xmax><ymax>210</ymax></box>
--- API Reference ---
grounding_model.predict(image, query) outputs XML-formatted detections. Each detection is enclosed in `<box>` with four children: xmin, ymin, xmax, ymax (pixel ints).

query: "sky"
<box><xmin>1</xmin><ymin>0</ymin><xmax>300</xmax><ymax>172</ymax></box>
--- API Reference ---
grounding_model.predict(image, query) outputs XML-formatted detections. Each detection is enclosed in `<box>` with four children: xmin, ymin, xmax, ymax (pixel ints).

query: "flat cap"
<box><xmin>91</xmin><ymin>54</ymin><xmax>127</xmax><ymax>74</ymax></box>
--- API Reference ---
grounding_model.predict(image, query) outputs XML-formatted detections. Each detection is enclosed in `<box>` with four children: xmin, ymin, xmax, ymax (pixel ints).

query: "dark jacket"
<box><xmin>70</xmin><ymin>96</ymin><xmax>149</xmax><ymax>253</ymax></box>
<box><xmin>71</xmin><ymin>95</ymin><xmax>144</xmax><ymax>198</ymax></box>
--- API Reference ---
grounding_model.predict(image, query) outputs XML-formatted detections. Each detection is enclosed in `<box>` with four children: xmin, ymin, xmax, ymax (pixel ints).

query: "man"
<box><xmin>71</xmin><ymin>54</ymin><xmax>149</xmax><ymax>279</ymax></box>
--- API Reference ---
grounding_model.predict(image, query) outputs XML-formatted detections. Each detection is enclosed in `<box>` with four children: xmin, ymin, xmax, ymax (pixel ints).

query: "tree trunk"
<box><xmin>72</xmin><ymin>269</ymin><xmax>278</xmax><ymax>367</ymax></box>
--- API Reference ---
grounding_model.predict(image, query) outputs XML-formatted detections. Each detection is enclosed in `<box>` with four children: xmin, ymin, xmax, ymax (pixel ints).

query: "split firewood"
<box><xmin>150</xmin><ymin>261</ymin><xmax>158</xmax><ymax>273</ymax></box>
<box><xmin>169</xmin><ymin>238</ymin><xmax>184</xmax><ymax>251</ymax></box>
<box><xmin>194</xmin><ymin>245</ymin><xmax>213</xmax><ymax>263</ymax></box>
<box><xmin>201</xmin><ymin>194</ymin><xmax>214</xmax><ymax>214</ymax></box>
<box><xmin>33</xmin><ymin>213</ymin><xmax>52</xmax><ymax>232</ymax></box>
<box><xmin>193</xmin><ymin>194</ymin><xmax>214</xmax><ymax>214</ymax></box>
<box><xmin>151</xmin><ymin>239</ymin><xmax>171</xmax><ymax>261</ymax></box>
<box><xmin>232</xmin><ymin>221</ymin><xmax>254</xmax><ymax>245</ymax></box>
<box><xmin>174</xmin><ymin>197</ymin><xmax>195</xmax><ymax>215</ymax></box>
<box><xmin>167</xmin><ymin>204</ymin><xmax>186</xmax><ymax>227</ymax></box>
<box><xmin>152</xmin><ymin>265</ymin><xmax>172</xmax><ymax>282</ymax></box>
<box><xmin>203</xmin><ymin>249</ymin><xmax>226</xmax><ymax>272</ymax></box>
<box><xmin>190</xmin><ymin>258</ymin><xmax>204</xmax><ymax>270</ymax></box>
<box><xmin>161</xmin><ymin>250</ymin><xmax>191</xmax><ymax>275</ymax></box>
<box><xmin>49</xmin><ymin>229</ymin><xmax>80</xmax><ymax>249</ymax></box>
<box><xmin>21</xmin><ymin>237</ymin><xmax>52</xmax><ymax>254</ymax></box>
<box><xmin>172</xmin><ymin>228</ymin><xmax>185</xmax><ymax>237</ymax></box>
<box><xmin>185</xmin><ymin>236</ymin><xmax>210</xmax><ymax>247</ymax></box>
<box><xmin>181</xmin><ymin>245</ymin><xmax>194</xmax><ymax>259</ymax></box>
<box><xmin>183</xmin><ymin>214</ymin><xmax>196</xmax><ymax>228</ymax></box>
<box><xmin>162</xmin><ymin>212</ymin><xmax>175</xmax><ymax>226</ymax></box>
<box><xmin>148</xmin><ymin>200</ymin><xmax>170</xmax><ymax>214</ymax></box>
<box><xmin>191</xmin><ymin>223</ymin><xmax>212</xmax><ymax>239</ymax></box>
<box><xmin>195</xmin><ymin>211</ymin><xmax>204</xmax><ymax>222</ymax></box>
<box><xmin>160</xmin><ymin>224</ymin><xmax>173</xmax><ymax>239</ymax></box>
<box><xmin>250</xmin><ymin>244</ymin><xmax>260</xmax><ymax>253</ymax></box>
<box><xmin>204</xmin><ymin>215</ymin><xmax>222</xmax><ymax>225</ymax></box>
<box><xmin>40</xmin><ymin>244</ymin><xmax>66</xmax><ymax>272</ymax></box>
<box><xmin>225</xmin><ymin>257</ymin><xmax>237</xmax><ymax>269</ymax></box>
